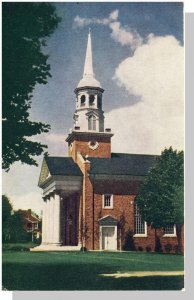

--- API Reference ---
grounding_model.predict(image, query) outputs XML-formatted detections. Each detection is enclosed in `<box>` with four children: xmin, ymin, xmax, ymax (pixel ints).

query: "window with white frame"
<box><xmin>103</xmin><ymin>194</ymin><xmax>113</xmax><ymax>209</ymax></box>
<box><xmin>164</xmin><ymin>225</ymin><xmax>176</xmax><ymax>236</ymax></box>
<box><xmin>134</xmin><ymin>204</ymin><xmax>147</xmax><ymax>235</ymax></box>
<box><xmin>88</xmin><ymin>115</ymin><xmax>96</xmax><ymax>131</ymax></box>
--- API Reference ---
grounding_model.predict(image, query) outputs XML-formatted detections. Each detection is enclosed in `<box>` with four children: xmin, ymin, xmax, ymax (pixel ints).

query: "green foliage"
<box><xmin>136</xmin><ymin>147</ymin><xmax>184</xmax><ymax>228</ymax></box>
<box><xmin>2</xmin><ymin>2</ymin><xmax>60</xmax><ymax>171</ymax></box>
<box><xmin>2</xmin><ymin>195</ymin><xmax>13</xmax><ymax>242</ymax></box>
<box><xmin>9</xmin><ymin>212</ymin><xmax>31</xmax><ymax>243</ymax></box>
<box><xmin>2</xmin><ymin>242</ymin><xmax>39</xmax><ymax>252</ymax></box>
<box><xmin>2</xmin><ymin>195</ymin><xmax>33</xmax><ymax>243</ymax></box>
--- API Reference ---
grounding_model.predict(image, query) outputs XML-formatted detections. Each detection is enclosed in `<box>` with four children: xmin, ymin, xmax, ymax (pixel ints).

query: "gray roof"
<box><xmin>88</xmin><ymin>153</ymin><xmax>158</xmax><ymax>176</ymax></box>
<box><xmin>45</xmin><ymin>157</ymin><xmax>83</xmax><ymax>176</ymax></box>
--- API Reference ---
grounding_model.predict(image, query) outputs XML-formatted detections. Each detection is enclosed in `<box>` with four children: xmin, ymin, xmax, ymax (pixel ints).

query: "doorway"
<box><xmin>101</xmin><ymin>226</ymin><xmax>117</xmax><ymax>251</ymax></box>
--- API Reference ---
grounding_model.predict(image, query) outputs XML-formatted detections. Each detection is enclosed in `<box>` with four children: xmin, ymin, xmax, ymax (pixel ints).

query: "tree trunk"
<box><xmin>154</xmin><ymin>228</ymin><xmax>162</xmax><ymax>252</ymax></box>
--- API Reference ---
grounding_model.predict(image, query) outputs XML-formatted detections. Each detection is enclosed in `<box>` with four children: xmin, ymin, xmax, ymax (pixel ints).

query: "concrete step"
<box><xmin>30</xmin><ymin>244</ymin><xmax>82</xmax><ymax>252</ymax></box>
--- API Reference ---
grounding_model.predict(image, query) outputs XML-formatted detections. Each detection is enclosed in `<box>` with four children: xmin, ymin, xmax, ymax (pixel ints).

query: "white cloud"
<box><xmin>106</xmin><ymin>35</ymin><xmax>184</xmax><ymax>154</ymax></box>
<box><xmin>30</xmin><ymin>132</ymin><xmax>68</xmax><ymax>156</ymax></box>
<box><xmin>109</xmin><ymin>9</ymin><xmax>119</xmax><ymax>21</ymax></box>
<box><xmin>73</xmin><ymin>10</ymin><xmax>142</xmax><ymax>49</ymax></box>
<box><xmin>109</xmin><ymin>22</ymin><xmax>143</xmax><ymax>48</ymax></box>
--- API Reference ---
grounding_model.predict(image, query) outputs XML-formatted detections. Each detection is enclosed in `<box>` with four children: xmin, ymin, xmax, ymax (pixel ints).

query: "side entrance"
<box><xmin>99</xmin><ymin>216</ymin><xmax>118</xmax><ymax>251</ymax></box>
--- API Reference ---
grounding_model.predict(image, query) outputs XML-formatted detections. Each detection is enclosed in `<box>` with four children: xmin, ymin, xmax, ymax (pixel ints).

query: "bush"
<box><xmin>164</xmin><ymin>243</ymin><xmax>172</xmax><ymax>253</ymax></box>
<box><xmin>146</xmin><ymin>246</ymin><xmax>152</xmax><ymax>252</ymax></box>
<box><xmin>138</xmin><ymin>246</ymin><xmax>143</xmax><ymax>251</ymax></box>
<box><xmin>123</xmin><ymin>230</ymin><xmax>136</xmax><ymax>251</ymax></box>
<box><xmin>173</xmin><ymin>245</ymin><xmax>181</xmax><ymax>254</ymax></box>
<box><xmin>2</xmin><ymin>242</ymin><xmax>37</xmax><ymax>252</ymax></box>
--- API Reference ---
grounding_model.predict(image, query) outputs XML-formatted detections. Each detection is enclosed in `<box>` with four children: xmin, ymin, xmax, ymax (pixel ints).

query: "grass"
<box><xmin>2</xmin><ymin>250</ymin><xmax>184</xmax><ymax>291</ymax></box>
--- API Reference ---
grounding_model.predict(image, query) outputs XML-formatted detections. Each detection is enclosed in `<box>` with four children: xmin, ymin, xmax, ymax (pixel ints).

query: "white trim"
<box><xmin>88</xmin><ymin>140</ymin><xmax>99</xmax><ymax>150</ymax></box>
<box><xmin>99</xmin><ymin>225</ymin><xmax>117</xmax><ymax>251</ymax></box>
<box><xmin>102</xmin><ymin>194</ymin><xmax>113</xmax><ymax>209</ymax></box>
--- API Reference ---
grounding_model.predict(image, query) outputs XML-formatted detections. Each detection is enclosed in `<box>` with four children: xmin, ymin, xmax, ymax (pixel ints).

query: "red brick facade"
<box><xmin>65</xmin><ymin>131</ymin><xmax>183</xmax><ymax>254</ymax></box>
<box><xmin>66</xmin><ymin>132</ymin><xmax>112</xmax><ymax>162</ymax></box>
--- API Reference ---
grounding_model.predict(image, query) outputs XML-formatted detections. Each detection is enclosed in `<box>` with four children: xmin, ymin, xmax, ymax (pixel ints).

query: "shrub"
<box><xmin>146</xmin><ymin>246</ymin><xmax>152</xmax><ymax>252</ymax></box>
<box><xmin>80</xmin><ymin>246</ymin><xmax>87</xmax><ymax>252</ymax></box>
<box><xmin>123</xmin><ymin>230</ymin><xmax>136</xmax><ymax>251</ymax></box>
<box><xmin>164</xmin><ymin>243</ymin><xmax>172</xmax><ymax>253</ymax></box>
<box><xmin>138</xmin><ymin>246</ymin><xmax>143</xmax><ymax>251</ymax></box>
<box><xmin>173</xmin><ymin>245</ymin><xmax>181</xmax><ymax>254</ymax></box>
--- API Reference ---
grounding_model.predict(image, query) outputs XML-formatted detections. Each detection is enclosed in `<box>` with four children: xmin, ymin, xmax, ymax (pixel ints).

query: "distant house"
<box><xmin>18</xmin><ymin>209</ymin><xmax>41</xmax><ymax>240</ymax></box>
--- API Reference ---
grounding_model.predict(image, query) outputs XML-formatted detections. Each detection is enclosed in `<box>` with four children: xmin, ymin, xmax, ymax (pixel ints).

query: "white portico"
<box><xmin>31</xmin><ymin>157</ymin><xmax>83</xmax><ymax>251</ymax></box>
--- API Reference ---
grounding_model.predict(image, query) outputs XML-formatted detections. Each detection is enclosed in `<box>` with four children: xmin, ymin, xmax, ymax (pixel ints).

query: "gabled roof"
<box><xmin>88</xmin><ymin>153</ymin><xmax>158</xmax><ymax>176</ymax></box>
<box><xmin>18</xmin><ymin>210</ymin><xmax>40</xmax><ymax>222</ymax></box>
<box><xmin>38</xmin><ymin>157</ymin><xmax>83</xmax><ymax>187</ymax></box>
<box><xmin>45</xmin><ymin>157</ymin><xmax>83</xmax><ymax>176</ymax></box>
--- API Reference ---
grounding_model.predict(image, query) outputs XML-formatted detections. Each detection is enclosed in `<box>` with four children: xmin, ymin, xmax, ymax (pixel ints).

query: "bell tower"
<box><xmin>66</xmin><ymin>29</ymin><xmax>113</xmax><ymax>161</ymax></box>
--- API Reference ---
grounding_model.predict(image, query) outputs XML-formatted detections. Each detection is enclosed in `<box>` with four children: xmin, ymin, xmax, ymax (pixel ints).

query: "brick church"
<box><xmin>34</xmin><ymin>30</ymin><xmax>180</xmax><ymax>252</ymax></box>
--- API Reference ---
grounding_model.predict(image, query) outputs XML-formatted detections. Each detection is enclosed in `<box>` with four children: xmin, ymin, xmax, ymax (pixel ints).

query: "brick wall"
<box><xmin>69</xmin><ymin>135</ymin><xmax>111</xmax><ymax>162</ymax></box>
<box><xmin>71</xmin><ymin>151</ymin><xmax>182</xmax><ymax>253</ymax></box>
<box><xmin>83</xmin><ymin>176</ymin><xmax>180</xmax><ymax>253</ymax></box>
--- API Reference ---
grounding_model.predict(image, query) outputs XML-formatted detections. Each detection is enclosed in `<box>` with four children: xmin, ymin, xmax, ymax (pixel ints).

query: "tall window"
<box><xmin>135</xmin><ymin>204</ymin><xmax>147</xmax><ymax>235</ymax></box>
<box><xmin>97</xmin><ymin>95</ymin><xmax>102</xmax><ymax>109</ymax></box>
<box><xmin>164</xmin><ymin>225</ymin><xmax>176</xmax><ymax>236</ymax></box>
<box><xmin>89</xmin><ymin>94</ymin><xmax>95</xmax><ymax>106</ymax></box>
<box><xmin>88</xmin><ymin>115</ymin><xmax>96</xmax><ymax>131</ymax></box>
<box><xmin>103</xmin><ymin>194</ymin><xmax>113</xmax><ymax>209</ymax></box>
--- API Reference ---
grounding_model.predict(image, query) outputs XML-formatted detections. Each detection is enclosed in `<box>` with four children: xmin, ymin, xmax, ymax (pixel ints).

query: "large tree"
<box><xmin>136</xmin><ymin>147</ymin><xmax>184</xmax><ymax>253</ymax></box>
<box><xmin>2</xmin><ymin>2</ymin><xmax>60</xmax><ymax>171</ymax></box>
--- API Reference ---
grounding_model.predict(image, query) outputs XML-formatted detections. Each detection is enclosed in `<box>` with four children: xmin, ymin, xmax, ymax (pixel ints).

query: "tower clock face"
<box><xmin>88</xmin><ymin>140</ymin><xmax>99</xmax><ymax>150</ymax></box>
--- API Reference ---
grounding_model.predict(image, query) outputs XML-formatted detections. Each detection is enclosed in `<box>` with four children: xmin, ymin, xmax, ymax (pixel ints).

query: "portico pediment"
<box><xmin>38</xmin><ymin>158</ymin><xmax>50</xmax><ymax>187</ymax></box>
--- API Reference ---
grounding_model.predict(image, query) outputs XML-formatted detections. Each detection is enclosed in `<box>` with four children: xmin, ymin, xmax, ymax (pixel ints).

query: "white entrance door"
<box><xmin>102</xmin><ymin>226</ymin><xmax>117</xmax><ymax>251</ymax></box>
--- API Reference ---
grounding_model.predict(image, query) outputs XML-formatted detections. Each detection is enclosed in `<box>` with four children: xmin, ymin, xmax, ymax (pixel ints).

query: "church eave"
<box><xmin>66</xmin><ymin>131</ymin><xmax>114</xmax><ymax>143</ymax></box>
<box><xmin>89</xmin><ymin>173</ymin><xmax>146</xmax><ymax>182</ymax></box>
<box><xmin>74</xmin><ymin>86</ymin><xmax>104</xmax><ymax>94</ymax></box>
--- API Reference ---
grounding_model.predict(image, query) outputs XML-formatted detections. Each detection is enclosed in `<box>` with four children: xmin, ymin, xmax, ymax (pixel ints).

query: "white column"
<box><xmin>52</xmin><ymin>192</ymin><xmax>62</xmax><ymax>246</ymax></box>
<box><xmin>41</xmin><ymin>199</ymin><xmax>47</xmax><ymax>244</ymax></box>
<box><xmin>49</xmin><ymin>194</ymin><xmax>54</xmax><ymax>244</ymax></box>
<box><xmin>45</xmin><ymin>198</ymin><xmax>50</xmax><ymax>244</ymax></box>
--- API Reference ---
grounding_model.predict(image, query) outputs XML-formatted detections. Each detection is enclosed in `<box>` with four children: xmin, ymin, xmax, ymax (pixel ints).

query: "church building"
<box><xmin>35</xmin><ymin>30</ymin><xmax>180</xmax><ymax>252</ymax></box>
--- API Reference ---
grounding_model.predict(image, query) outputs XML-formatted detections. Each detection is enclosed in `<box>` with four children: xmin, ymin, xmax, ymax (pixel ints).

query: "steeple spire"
<box><xmin>83</xmin><ymin>28</ymin><xmax>93</xmax><ymax>77</ymax></box>
<box><xmin>77</xmin><ymin>29</ymin><xmax>101</xmax><ymax>89</ymax></box>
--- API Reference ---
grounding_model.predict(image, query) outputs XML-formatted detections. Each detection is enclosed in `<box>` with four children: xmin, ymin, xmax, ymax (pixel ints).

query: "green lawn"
<box><xmin>2</xmin><ymin>250</ymin><xmax>184</xmax><ymax>291</ymax></box>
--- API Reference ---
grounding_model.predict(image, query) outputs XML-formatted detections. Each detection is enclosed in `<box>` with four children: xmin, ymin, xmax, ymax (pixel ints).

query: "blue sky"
<box><xmin>3</xmin><ymin>2</ymin><xmax>184</xmax><ymax>215</ymax></box>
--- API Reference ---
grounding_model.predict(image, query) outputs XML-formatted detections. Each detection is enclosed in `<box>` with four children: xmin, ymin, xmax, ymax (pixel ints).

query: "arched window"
<box><xmin>88</xmin><ymin>115</ymin><xmax>96</xmax><ymax>131</ymax></box>
<box><xmin>80</xmin><ymin>95</ymin><xmax>86</xmax><ymax>106</ymax></box>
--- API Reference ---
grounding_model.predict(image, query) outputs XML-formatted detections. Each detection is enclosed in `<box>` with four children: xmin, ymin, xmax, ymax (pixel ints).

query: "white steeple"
<box><xmin>83</xmin><ymin>28</ymin><xmax>93</xmax><ymax>77</ymax></box>
<box><xmin>77</xmin><ymin>29</ymin><xmax>101</xmax><ymax>89</ymax></box>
